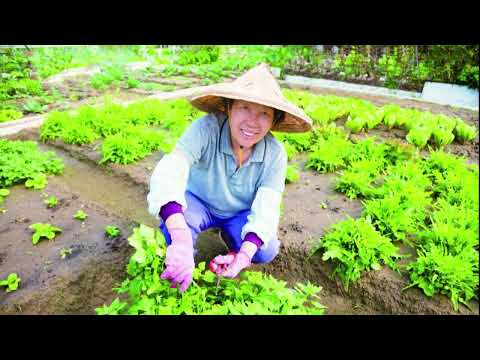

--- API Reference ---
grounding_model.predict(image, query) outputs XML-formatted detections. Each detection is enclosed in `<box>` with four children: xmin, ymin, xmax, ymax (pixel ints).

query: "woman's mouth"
<box><xmin>240</xmin><ymin>128</ymin><xmax>257</xmax><ymax>139</ymax></box>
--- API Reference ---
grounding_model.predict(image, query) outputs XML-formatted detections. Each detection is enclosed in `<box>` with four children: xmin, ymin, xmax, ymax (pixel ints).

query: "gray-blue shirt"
<box><xmin>176</xmin><ymin>112</ymin><xmax>287</xmax><ymax>219</ymax></box>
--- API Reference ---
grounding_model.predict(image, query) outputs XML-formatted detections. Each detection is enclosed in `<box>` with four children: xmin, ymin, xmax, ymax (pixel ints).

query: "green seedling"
<box><xmin>0</xmin><ymin>273</ymin><xmax>21</xmax><ymax>292</ymax></box>
<box><xmin>105</xmin><ymin>225</ymin><xmax>121</xmax><ymax>238</ymax></box>
<box><xmin>0</xmin><ymin>188</ymin><xmax>10</xmax><ymax>203</ymax></box>
<box><xmin>25</xmin><ymin>173</ymin><xmax>48</xmax><ymax>190</ymax></box>
<box><xmin>74</xmin><ymin>210</ymin><xmax>88</xmax><ymax>221</ymax></box>
<box><xmin>60</xmin><ymin>248</ymin><xmax>73</xmax><ymax>259</ymax></box>
<box><xmin>22</xmin><ymin>99</ymin><xmax>47</xmax><ymax>113</ymax></box>
<box><xmin>44</xmin><ymin>195</ymin><xmax>58</xmax><ymax>208</ymax></box>
<box><xmin>29</xmin><ymin>223</ymin><xmax>62</xmax><ymax>245</ymax></box>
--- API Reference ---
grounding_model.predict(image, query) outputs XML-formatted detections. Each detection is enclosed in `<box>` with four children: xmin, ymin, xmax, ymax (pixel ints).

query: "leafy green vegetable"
<box><xmin>0</xmin><ymin>273</ymin><xmax>21</xmax><ymax>292</ymax></box>
<box><xmin>105</xmin><ymin>225</ymin><xmax>121</xmax><ymax>238</ymax></box>
<box><xmin>406</xmin><ymin>126</ymin><xmax>432</xmax><ymax>148</ymax></box>
<box><xmin>454</xmin><ymin>120</ymin><xmax>477</xmax><ymax>142</ymax></box>
<box><xmin>306</xmin><ymin>137</ymin><xmax>351</xmax><ymax>173</ymax></box>
<box><xmin>25</xmin><ymin>173</ymin><xmax>48</xmax><ymax>190</ymax></box>
<box><xmin>0</xmin><ymin>188</ymin><xmax>10</xmax><ymax>203</ymax></box>
<box><xmin>44</xmin><ymin>195</ymin><xmax>58</xmax><ymax>208</ymax></box>
<box><xmin>345</xmin><ymin>115</ymin><xmax>366</xmax><ymax>133</ymax></box>
<box><xmin>0</xmin><ymin>108</ymin><xmax>23</xmax><ymax>123</ymax></box>
<box><xmin>285</xmin><ymin>164</ymin><xmax>300</xmax><ymax>183</ymax></box>
<box><xmin>310</xmin><ymin>217</ymin><xmax>404</xmax><ymax>290</ymax></box>
<box><xmin>96</xmin><ymin>224</ymin><xmax>326</xmax><ymax>315</ymax></box>
<box><xmin>0</xmin><ymin>140</ymin><xmax>64</xmax><ymax>188</ymax></box>
<box><xmin>29</xmin><ymin>223</ymin><xmax>62</xmax><ymax>245</ymax></box>
<box><xmin>74</xmin><ymin>210</ymin><xmax>88</xmax><ymax>220</ymax></box>
<box><xmin>60</xmin><ymin>248</ymin><xmax>73</xmax><ymax>259</ymax></box>
<box><xmin>404</xmin><ymin>245</ymin><xmax>478</xmax><ymax>312</ymax></box>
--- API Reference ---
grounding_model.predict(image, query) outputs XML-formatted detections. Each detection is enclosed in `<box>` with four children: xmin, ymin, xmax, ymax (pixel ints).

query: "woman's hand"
<box><xmin>160</xmin><ymin>226</ymin><xmax>195</xmax><ymax>293</ymax></box>
<box><xmin>210</xmin><ymin>241</ymin><xmax>258</xmax><ymax>278</ymax></box>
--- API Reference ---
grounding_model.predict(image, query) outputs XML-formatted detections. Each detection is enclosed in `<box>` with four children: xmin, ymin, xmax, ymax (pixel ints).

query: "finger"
<box><xmin>160</xmin><ymin>265</ymin><xmax>176</xmax><ymax>279</ymax></box>
<box><xmin>213</xmin><ymin>254</ymin><xmax>235</xmax><ymax>265</ymax></box>
<box><xmin>220</xmin><ymin>267</ymin><xmax>237</xmax><ymax>278</ymax></box>
<box><xmin>220</xmin><ymin>260</ymin><xmax>243</xmax><ymax>278</ymax></box>
<box><xmin>171</xmin><ymin>267</ymin><xmax>191</xmax><ymax>285</ymax></box>
<box><xmin>179</xmin><ymin>274</ymin><xmax>193</xmax><ymax>293</ymax></box>
<box><xmin>164</xmin><ymin>264</ymin><xmax>187</xmax><ymax>281</ymax></box>
<box><xmin>210</xmin><ymin>262</ymin><xmax>218</xmax><ymax>273</ymax></box>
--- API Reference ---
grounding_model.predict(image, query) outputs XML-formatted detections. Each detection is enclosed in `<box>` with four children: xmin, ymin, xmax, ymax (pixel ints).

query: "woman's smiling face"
<box><xmin>228</xmin><ymin>99</ymin><xmax>274</xmax><ymax>149</ymax></box>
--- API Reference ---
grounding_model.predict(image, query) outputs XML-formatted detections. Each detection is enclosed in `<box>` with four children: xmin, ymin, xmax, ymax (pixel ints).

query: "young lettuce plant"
<box><xmin>310</xmin><ymin>216</ymin><xmax>404</xmax><ymax>291</ymax></box>
<box><xmin>0</xmin><ymin>273</ymin><xmax>21</xmax><ymax>292</ymax></box>
<box><xmin>44</xmin><ymin>195</ymin><xmax>58</xmax><ymax>208</ymax></box>
<box><xmin>105</xmin><ymin>225</ymin><xmax>121</xmax><ymax>238</ymax></box>
<box><xmin>453</xmin><ymin>119</ymin><xmax>477</xmax><ymax>142</ymax></box>
<box><xmin>74</xmin><ymin>210</ymin><xmax>88</xmax><ymax>221</ymax></box>
<box><xmin>406</xmin><ymin>126</ymin><xmax>432</xmax><ymax>148</ymax></box>
<box><xmin>404</xmin><ymin>244</ymin><xmax>478</xmax><ymax>312</ymax></box>
<box><xmin>29</xmin><ymin>223</ymin><xmax>62</xmax><ymax>245</ymax></box>
<box><xmin>0</xmin><ymin>188</ymin><xmax>9</xmax><ymax>203</ymax></box>
<box><xmin>25</xmin><ymin>173</ymin><xmax>48</xmax><ymax>190</ymax></box>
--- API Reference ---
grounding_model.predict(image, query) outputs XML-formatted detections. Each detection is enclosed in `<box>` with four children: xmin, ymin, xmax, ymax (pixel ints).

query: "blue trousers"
<box><xmin>159</xmin><ymin>191</ymin><xmax>280</xmax><ymax>264</ymax></box>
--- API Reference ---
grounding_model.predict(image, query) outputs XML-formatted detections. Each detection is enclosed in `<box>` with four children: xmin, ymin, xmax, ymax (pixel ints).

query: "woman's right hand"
<box><xmin>160</xmin><ymin>217</ymin><xmax>195</xmax><ymax>293</ymax></box>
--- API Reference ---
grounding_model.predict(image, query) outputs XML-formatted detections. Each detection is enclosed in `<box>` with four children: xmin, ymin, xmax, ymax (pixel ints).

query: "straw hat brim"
<box><xmin>188</xmin><ymin>86</ymin><xmax>312</xmax><ymax>133</ymax></box>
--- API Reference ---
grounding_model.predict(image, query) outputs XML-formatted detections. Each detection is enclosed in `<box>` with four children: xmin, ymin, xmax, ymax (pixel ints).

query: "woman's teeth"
<box><xmin>241</xmin><ymin>129</ymin><xmax>255</xmax><ymax>138</ymax></box>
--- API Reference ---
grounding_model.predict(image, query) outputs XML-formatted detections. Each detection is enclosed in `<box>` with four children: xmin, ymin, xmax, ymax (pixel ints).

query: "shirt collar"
<box><xmin>219</xmin><ymin>116</ymin><xmax>266</xmax><ymax>164</ymax></box>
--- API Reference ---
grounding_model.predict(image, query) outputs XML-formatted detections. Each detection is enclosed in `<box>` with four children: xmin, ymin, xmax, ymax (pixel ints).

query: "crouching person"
<box><xmin>147</xmin><ymin>63</ymin><xmax>312</xmax><ymax>292</ymax></box>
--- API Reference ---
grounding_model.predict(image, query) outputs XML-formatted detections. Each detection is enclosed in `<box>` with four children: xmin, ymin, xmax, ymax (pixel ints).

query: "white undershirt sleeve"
<box><xmin>147</xmin><ymin>148</ymin><xmax>192</xmax><ymax>219</ymax></box>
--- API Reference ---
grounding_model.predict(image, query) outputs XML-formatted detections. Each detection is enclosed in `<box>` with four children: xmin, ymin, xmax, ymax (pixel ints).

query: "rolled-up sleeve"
<box><xmin>147</xmin><ymin>115</ymin><xmax>214</xmax><ymax>218</ymax></box>
<box><xmin>241</xmin><ymin>147</ymin><xmax>287</xmax><ymax>250</ymax></box>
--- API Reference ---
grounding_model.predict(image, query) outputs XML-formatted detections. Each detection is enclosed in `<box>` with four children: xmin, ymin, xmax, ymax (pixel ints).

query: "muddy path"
<box><xmin>4</xmin><ymin>126</ymin><xmax>478</xmax><ymax>315</ymax></box>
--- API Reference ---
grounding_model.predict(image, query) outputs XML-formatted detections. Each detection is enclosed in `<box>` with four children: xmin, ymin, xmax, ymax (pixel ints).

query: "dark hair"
<box><xmin>223</xmin><ymin>97</ymin><xmax>284</xmax><ymax>125</ymax></box>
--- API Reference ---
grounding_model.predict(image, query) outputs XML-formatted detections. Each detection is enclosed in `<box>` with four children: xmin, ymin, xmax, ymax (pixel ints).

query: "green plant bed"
<box><xmin>96</xmin><ymin>225</ymin><xmax>326</xmax><ymax>315</ymax></box>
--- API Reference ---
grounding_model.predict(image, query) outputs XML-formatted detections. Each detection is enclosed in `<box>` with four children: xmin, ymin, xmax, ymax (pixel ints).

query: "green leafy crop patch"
<box><xmin>404</xmin><ymin>244</ymin><xmax>478</xmax><ymax>312</ymax></box>
<box><xmin>282</xmin><ymin>89</ymin><xmax>476</xmax><ymax>148</ymax></box>
<box><xmin>308</xmin><ymin>134</ymin><xmax>478</xmax><ymax>309</ymax></box>
<box><xmin>0</xmin><ymin>108</ymin><xmax>23</xmax><ymax>123</ymax></box>
<box><xmin>96</xmin><ymin>225</ymin><xmax>326</xmax><ymax>315</ymax></box>
<box><xmin>0</xmin><ymin>139</ymin><xmax>64</xmax><ymax>188</ymax></box>
<box><xmin>310</xmin><ymin>217</ymin><xmax>405</xmax><ymax>290</ymax></box>
<box><xmin>40</xmin><ymin>98</ymin><xmax>205</xmax><ymax>165</ymax></box>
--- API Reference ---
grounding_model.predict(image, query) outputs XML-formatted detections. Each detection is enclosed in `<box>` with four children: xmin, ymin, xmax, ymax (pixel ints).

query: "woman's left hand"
<box><xmin>211</xmin><ymin>241</ymin><xmax>258</xmax><ymax>278</ymax></box>
<box><xmin>215</xmin><ymin>251</ymin><xmax>251</xmax><ymax>278</ymax></box>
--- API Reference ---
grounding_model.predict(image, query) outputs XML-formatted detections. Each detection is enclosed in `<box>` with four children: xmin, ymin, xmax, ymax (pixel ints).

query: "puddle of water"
<box><xmin>37</xmin><ymin>143</ymin><xmax>157</xmax><ymax>228</ymax></box>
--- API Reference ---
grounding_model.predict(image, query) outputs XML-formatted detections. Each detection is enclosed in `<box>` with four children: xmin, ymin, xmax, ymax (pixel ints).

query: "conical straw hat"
<box><xmin>188</xmin><ymin>63</ymin><xmax>312</xmax><ymax>133</ymax></box>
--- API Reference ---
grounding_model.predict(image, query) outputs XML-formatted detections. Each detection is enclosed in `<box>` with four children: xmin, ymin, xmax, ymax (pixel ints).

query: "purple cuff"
<box><xmin>159</xmin><ymin>201</ymin><xmax>183</xmax><ymax>222</ymax></box>
<box><xmin>243</xmin><ymin>232</ymin><xmax>264</xmax><ymax>250</ymax></box>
